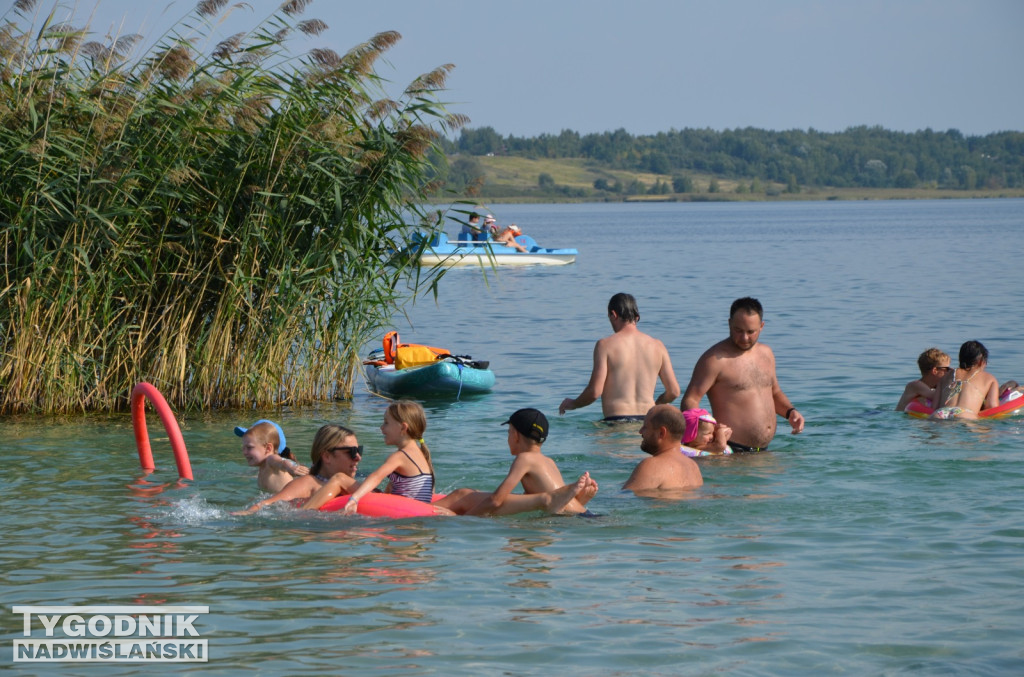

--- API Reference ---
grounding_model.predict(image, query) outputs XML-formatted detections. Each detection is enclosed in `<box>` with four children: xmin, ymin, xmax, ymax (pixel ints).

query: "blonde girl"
<box><xmin>342</xmin><ymin>401</ymin><xmax>436</xmax><ymax>514</ymax></box>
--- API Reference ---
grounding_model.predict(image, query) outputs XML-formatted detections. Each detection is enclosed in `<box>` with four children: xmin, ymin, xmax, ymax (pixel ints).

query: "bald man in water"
<box><xmin>622</xmin><ymin>405</ymin><xmax>703</xmax><ymax>495</ymax></box>
<box><xmin>559</xmin><ymin>293</ymin><xmax>681</xmax><ymax>422</ymax></box>
<box><xmin>681</xmin><ymin>297</ymin><xmax>804</xmax><ymax>451</ymax></box>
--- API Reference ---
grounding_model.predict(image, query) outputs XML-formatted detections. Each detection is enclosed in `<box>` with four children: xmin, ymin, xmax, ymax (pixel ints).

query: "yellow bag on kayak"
<box><xmin>395</xmin><ymin>344</ymin><xmax>450</xmax><ymax>369</ymax></box>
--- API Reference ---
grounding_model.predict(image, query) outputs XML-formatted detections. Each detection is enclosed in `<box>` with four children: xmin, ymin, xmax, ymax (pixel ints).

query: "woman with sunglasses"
<box><xmin>233</xmin><ymin>424</ymin><xmax>363</xmax><ymax>515</ymax></box>
<box><xmin>315</xmin><ymin>400</ymin><xmax>447</xmax><ymax>514</ymax></box>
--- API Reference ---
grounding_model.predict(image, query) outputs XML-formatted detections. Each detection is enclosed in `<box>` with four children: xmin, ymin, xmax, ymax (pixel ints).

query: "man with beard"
<box><xmin>681</xmin><ymin>297</ymin><xmax>804</xmax><ymax>452</ymax></box>
<box><xmin>622</xmin><ymin>405</ymin><xmax>703</xmax><ymax>495</ymax></box>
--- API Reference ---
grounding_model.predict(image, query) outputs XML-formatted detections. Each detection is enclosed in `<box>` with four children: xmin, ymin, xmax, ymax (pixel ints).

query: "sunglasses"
<box><xmin>329</xmin><ymin>445</ymin><xmax>363</xmax><ymax>460</ymax></box>
<box><xmin>936</xmin><ymin>366</ymin><xmax>952</xmax><ymax>372</ymax></box>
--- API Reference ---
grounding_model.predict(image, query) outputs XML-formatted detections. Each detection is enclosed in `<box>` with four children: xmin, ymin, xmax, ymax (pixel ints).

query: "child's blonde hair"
<box><xmin>309</xmin><ymin>424</ymin><xmax>355</xmax><ymax>477</ymax></box>
<box><xmin>917</xmin><ymin>347</ymin><xmax>949</xmax><ymax>376</ymax></box>
<box><xmin>386</xmin><ymin>400</ymin><xmax>434</xmax><ymax>476</ymax></box>
<box><xmin>246</xmin><ymin>422</ymin><xmax>279</xmax><ymax>450</ymax></box>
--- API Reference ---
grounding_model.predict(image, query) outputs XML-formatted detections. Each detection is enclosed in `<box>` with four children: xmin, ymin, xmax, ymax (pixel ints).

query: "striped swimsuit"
<box><xmin>387</xmin><ymin>450</ymin><xmax>434</xmax><ymax>503</ymax></box>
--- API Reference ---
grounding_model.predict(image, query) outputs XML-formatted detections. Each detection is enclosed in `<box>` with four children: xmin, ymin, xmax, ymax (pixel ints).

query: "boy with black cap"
<box><xmin>435</xmin><ymin>408</ymin><xmax>597</xmax><ymax>516</ymax></box>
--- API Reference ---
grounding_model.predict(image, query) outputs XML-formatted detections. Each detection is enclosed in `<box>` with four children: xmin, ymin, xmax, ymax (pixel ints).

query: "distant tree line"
<box><xmin>442</xmin><ymin>125</ymin><xmax>1024</xmax><ymax>191</ymax></box>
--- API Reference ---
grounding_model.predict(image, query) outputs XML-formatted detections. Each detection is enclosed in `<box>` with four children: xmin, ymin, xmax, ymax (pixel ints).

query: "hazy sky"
<box><xmin>28</xmin><ymin>0</ymin><xmax>1024</xmax><ymax>137</ymax></box>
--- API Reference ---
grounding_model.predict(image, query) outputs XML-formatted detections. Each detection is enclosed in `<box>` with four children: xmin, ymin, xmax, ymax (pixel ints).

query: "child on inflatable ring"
<box><xmin>680</xmin><ymin>408</ymin><xmax>733</xmax><ymax>457</ymax></box>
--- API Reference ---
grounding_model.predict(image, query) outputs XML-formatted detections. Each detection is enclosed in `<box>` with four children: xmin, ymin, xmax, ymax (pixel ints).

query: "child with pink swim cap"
<box><xmin>680</xmin><ymin>408</ymin><xmax>733</xmax><ymax>457</ymax></box>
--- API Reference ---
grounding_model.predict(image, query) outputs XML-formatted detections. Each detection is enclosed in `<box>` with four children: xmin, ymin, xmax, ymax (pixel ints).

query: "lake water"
<box><xmin>3</xmin><ymin>199</ymin><xmax>1023</xmax><ymax>675</ymax></box>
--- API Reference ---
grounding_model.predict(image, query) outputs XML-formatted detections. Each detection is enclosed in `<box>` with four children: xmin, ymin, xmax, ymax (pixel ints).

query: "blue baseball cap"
<box><xmin>234</xmin><ymin>419</ymin><xmax>287</xmax><ymax>454</ymax></box>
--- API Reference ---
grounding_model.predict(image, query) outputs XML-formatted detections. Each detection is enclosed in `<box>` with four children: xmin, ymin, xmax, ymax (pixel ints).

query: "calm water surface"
<box><xmin>3</xmin><ymin>199</ymin><xmax>1023</xmax><ymax>675</ymax></box>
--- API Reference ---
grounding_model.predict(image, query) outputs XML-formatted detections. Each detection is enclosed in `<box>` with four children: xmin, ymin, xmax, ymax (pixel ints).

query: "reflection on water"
<box><xmin>2</xmin><ymin>200</ymin><xmax>1023</xmax><ymax>674</ymax></box>
<box><xmin>503</xmin><ymin>533</ymin><xmax>559</xmax><ymax>590</ymax></box>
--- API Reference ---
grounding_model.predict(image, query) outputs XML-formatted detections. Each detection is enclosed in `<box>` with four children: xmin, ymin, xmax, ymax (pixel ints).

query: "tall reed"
<box><xmin>0</xmin><ymin>0</ymin><xmax>464</xmax><ymax>414</ymax></box>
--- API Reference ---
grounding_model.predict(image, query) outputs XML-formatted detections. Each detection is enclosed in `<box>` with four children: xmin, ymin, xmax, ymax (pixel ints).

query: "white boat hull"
<box><xmin>416</xmin><ymin>233</ymin><xmax>577</xmax><ymax>267</ymax></box>
<box><xmin>420</xmin><ymin>251</ymin><xmax>576</xmax><ymax>267</ymax></box>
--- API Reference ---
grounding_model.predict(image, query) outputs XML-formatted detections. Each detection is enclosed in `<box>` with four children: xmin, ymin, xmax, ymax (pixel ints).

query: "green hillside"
<box><xmin>450</xmin><ymin>155</ymin><xmax>1024</xmax><ymax>203</ymax></box>
<box><xmin>438</xmin><ymin>125</ymin><xmax>1024</xmax><ymax>202</ymax></box>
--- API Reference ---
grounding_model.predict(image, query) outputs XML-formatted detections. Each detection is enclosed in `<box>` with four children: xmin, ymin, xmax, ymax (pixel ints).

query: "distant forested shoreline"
<box><xmin>433</xmin><ymin>125</ymin><xmax>1024</xmax><ymax>199</ymax></box>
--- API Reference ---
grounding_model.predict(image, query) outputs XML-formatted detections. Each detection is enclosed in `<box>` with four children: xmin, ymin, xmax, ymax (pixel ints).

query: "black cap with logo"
<box><xmin>502</xmin><ymin>408</ymin><xmax>549</xmax><ymax>443</ymax></box>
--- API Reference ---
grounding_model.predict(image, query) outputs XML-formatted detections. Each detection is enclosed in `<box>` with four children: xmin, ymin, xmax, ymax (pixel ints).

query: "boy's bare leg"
<box><xmin>546</xmin><ymin>473</ymin><xmax>595</xmax><ymax>514</ymax></box>
<box><xmin>433</xmin><ymin>488</ymin><xmax>490</xmax><ymax>514</ymax></box>
<box><xmin>437</xmin><ymin>474</ymin><xmax>599</xmax><ymax>517</ymax></box>
<box><xmin>478</xmin><ymin>473</ymin><xmax>593</xmax><ymax>516</ymax></box>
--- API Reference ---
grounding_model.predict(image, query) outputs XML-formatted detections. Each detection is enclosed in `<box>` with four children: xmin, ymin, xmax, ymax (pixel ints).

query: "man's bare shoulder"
<box><xmin>694</xmin><ymin>338</ymin><xmax>733</xmax><ymax>366</ymax></box>
<box><xmin>641</xmin><ymin>331</ymin><xmax>669</xmax><ymax>352</ymax></box>
<box><xmin>628</xmin><ymin>452</ymin><xmax>700</xmax><ymax>490</ymax></box>
<box><xmin>624</xmin><ymin>455</ymin><xmax>660</xmax><ymax>485</ymax></box>
<box><xmin>596</xmin><ymin>330</ymin><xmax>627</xmax><ymax>348</ymax></box>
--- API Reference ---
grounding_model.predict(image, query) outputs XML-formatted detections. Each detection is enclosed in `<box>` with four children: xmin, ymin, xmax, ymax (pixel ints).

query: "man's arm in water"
<box><xmin>655</xmin><ymin>343</ymin><xmax>681</xmax><ymax>405</ymax></box>
<box><xmin>560</xmin><ymin>341</ymin><xmax>607</xmax><ymax>414</ymax></box>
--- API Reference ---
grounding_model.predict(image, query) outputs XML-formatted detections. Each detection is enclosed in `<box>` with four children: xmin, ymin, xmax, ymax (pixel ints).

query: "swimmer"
<box><xmin>307</xmin><ymin>401</ymin><xmax>453</xmax><ymax>514</ymax></box>
<box><xmin>895</xmin><ymin>348</ymin><xmax>950</xmax><ymax>412</ymax></box>
<box><xmin>235</xmin><ymin>419</ymin><xmax>308</xmax><ymax>494</ymax></box>
<box><xmin>680</xmin><ymin>408</ymin><xmax>733</xmax><ymax>457</ymax></box>
<box><xmin>682</xmin><ymin>296</ymin><xmax>803</xmax><ymax>451</ymax></box>
<box><xmin>623</xmin><ymin>405</ymin><xmax>703</xmax><ymax>495</ymax></box>
<box><xmin>435</xmin><ymin>408</ymin><xmax>598</xmax><ymax>516</ymax></box>
<box><xmin>999</xmin><ymin>380</ymin><xmax>1023</xmax><ymax>403</ymax></box>
<box><xmin>233</xmin><ymin>424</ymin><xmax>361</xmax><ymax>515</ymax></box>
<box><xmin>930</xmin><ymin>340</ymin><xmax>1000</xmax><ymax>420</ymax></box>
<box><xmin>560</xmin><ymin>293</ymin><xmax>680</xmax><ymax>421</ymax></box>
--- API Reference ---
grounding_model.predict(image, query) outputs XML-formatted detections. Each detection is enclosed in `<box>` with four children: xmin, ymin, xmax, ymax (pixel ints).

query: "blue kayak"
<box><xmin>364</xmin><ymin>354</ymin><xmax>496</xmax><ymax>398</ymax></box>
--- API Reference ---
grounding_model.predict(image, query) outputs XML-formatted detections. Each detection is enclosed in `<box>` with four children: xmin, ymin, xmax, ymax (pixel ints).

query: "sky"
<box><xmin>20</xmin><ymin>0</ymin><xmax>1024</xmax><ymax>138</ymax></box>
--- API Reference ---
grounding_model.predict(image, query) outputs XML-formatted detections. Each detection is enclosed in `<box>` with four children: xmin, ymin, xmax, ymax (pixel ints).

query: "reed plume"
<box><xmin>0</xmin><ymin>0</ymin><xmax>461</xmax><ymax>414</ymax></box>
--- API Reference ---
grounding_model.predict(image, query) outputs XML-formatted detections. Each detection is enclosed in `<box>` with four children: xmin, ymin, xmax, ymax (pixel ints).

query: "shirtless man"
<box><xmin>559</xmin><ymin>293</ymin><xmax>681</xmax><ymax>422</ymax></box>
<box><xmin>930</xmin><ymin>340</ymin><xmax>1000</xmax><ymax>420</ymax></box>
<box><xmin>681</xmin><ymin>297</ymin><xmax>804</xmax><ymax>451</ymax></box>
<box><xmin>436</xmin><ymin>408</ymin><xmax>598</xmax><ymax>515</ymax></box>
<box><xmin>622</xmin><ymin>405</ymin><xmax>703</xmax><ymax>495</ymax></box>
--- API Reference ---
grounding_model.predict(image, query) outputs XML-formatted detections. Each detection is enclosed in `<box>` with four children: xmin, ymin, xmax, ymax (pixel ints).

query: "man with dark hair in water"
<box><xmin>682</xmin><ymin>297</ymin><xmax>804</xmax><ymax>451</ymax></box>
<box><xmin>559</xmin><ymin>293</ymin><xmax>681</xmax><ymax>422</ymax></box>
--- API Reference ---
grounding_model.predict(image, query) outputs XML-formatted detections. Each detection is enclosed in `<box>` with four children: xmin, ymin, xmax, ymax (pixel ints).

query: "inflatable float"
<box><xmin>681</xmin><ymin>445</ymin><xmax>733</xmax><ymax>458</ymax></box>
<box><xmin>904</xmin><ymin>392</ymin><xmax>1024</xmax><ymax>419</ymax></box>
<box><xmin>319</xmin><ymin>493</ymin><xmax>448</xmax><ymax>518</ymax></box>
<box><xmin>132</xmin><ymin>382</ymin><xmax>193</xmax><ymax>480</ymax></box>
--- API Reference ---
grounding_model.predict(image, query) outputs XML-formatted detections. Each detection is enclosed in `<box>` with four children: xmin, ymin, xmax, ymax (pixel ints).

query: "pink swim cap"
<box><xmin>682</xmin><ymin>408</ymin><xmax>716</xmax><ymax>444</ymax></box>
